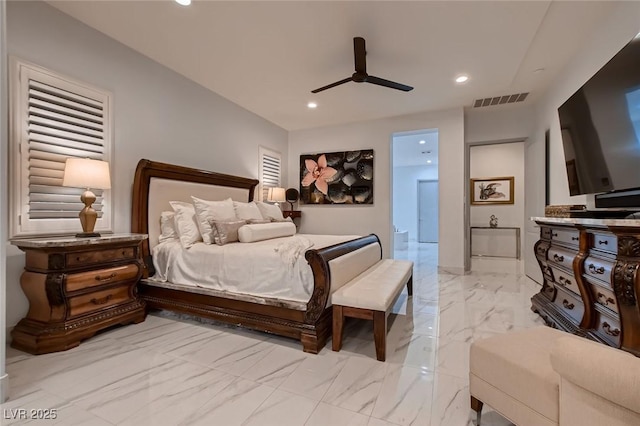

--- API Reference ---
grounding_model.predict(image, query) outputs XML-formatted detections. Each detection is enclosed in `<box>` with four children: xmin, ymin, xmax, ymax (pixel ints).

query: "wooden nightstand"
<box><xmin>10</xmin><ymin>234</ymin><xmax>147</xmax><ymax>354</ymax></box>
<box><xmin>282</xmin><ymin>210</ymin><xmax>301</xmax><ymax>220</ymax></box>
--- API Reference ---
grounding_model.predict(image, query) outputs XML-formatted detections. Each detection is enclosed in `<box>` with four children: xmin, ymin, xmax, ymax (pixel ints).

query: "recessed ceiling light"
<box><xmin>419</xmin><ymin>140</ymin><xmax>426</xmax><ymax>144</ymax></box>
<box><xmin>455</xmin><ymin>75</ymin><xmax>469</xmax><ymax>84</ymax></box>
<box><xmin>307</xmin><ymin>102</ymin><xmax>317</xmax><ymax>109</ymax></box>
<box><xmin>427</xmin><ymin>160</ymin><xmax>432</xmax><ymax>164</ymax></box>
<box><xmin>175</xmin><ymin>0</ymin><xmax>191</xmax><ymax>5</ymax></box>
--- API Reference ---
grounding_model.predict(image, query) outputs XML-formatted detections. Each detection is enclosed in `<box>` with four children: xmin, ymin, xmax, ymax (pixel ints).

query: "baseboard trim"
<box><xmin>0</xmin><ymin>373</ymin><xmax>8</xmax><ymax>402</ymax></box>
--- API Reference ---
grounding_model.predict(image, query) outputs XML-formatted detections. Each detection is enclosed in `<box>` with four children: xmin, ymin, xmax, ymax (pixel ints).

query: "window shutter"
<box><xmin>258</xmin><ymin>147</ymin><xmax>281</xmax><ymax>201</ymax></box>
<box><xmin>10</xmin><ymin>59</ymin><xmax>113</xmax><ymax>236</ymax></box>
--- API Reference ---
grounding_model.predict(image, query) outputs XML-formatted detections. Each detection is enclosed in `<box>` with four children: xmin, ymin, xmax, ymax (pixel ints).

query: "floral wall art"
<box><xmin>300</xmin><ymin>150</ymin><xmax>374</xmax><ymax>204</ymax></box>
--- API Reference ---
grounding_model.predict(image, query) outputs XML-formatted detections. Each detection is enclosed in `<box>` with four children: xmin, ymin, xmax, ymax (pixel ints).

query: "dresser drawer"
<box><xmin>66</xmin><ymin>247</ymin><xmax>136</xmax><ymax>268</ymax></box>
<box><xmin>589</xmin><ymin>283</ymin><xmax>619</xmax><ymax>315</ymax></box>
<box><xmin>547</xmin><ymin>246</ymin><xmax>576</xmax><ymax>269</ymax></box>
<box><xmin>594</xmin><ymin>309</ymin><xmax>621</xmax><ymax>346</ymax></box>
<box><xmin>553</xmin><ymin>287</ymin><xmax>584</xmax><ymax>325</ymax></box>
<box><xmin>550</xmin><ymin>228</ymin><xmax>580</xmax><ymax>247</ymax></box>
<box><xmin>550</xmin><ymin>266</ymin><xmax>580</xmax><ymax>296</ymax></box>
<box><xmin>590</xmin><ymin>232</ymin><xmax>617</xmax><ymax>254</ymax></box>
<box><xmin>65</xmin><ymin>264</ymin><xmax>140</xmax><ymax>293</ymax></box>
<box><xmin>68</xmin><ymin>284</ymin><xmax>131</xmax><ymax>318</ymax></box>
<box><xmin>583</xmin><ymin>256</ymin><xmax>614</xmax><ymax>286</ymax></box>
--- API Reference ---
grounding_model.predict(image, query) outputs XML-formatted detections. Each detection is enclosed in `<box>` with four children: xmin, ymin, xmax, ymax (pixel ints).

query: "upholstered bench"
<box><xmin>331</xmin><ymin>259</ymin><xmax>413</xmax><ymax>361</ymax></box>
<box><xmin>470</xmin><ymin>326</ymin><xmax>569</xmax><ymax>426</ymax></box>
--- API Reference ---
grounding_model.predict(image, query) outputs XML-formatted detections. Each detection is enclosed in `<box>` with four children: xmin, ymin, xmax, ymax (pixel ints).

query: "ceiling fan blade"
<box><xmin>311</xmin><ymin>77</ymin><xmax>352</xmax><ymax>93</ymax></box>
<box><xmin>366</xmin><ymin>75</ymin><xmax>414</xmax><ymax>92</ymax></box>
<box><xmin>354</xmin><ymin>37</ymin><xmax>366</xmax><ymax>74</ymax></box>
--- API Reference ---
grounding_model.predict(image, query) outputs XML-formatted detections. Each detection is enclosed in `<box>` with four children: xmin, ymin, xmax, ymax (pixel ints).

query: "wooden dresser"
<box><xmin>532</xmin><ymin>217</ymin><xmax>640</xmax><ymax>356</ymax></box>
<box><xmin>10</xmin><ymin>234</ymin><xmax>147</xmax><ymax>354</ymax></box>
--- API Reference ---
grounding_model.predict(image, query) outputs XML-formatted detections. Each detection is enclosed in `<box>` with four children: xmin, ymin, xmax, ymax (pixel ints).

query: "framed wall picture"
<box><xmin>300</xmin><ymin>150</ymin><xmax>373</xmax><ymax>204</ymax></box>
<box><xmin>470</xmin><ymin>176</ymin><xmax>515</xmax><ymax>205</ymax></box>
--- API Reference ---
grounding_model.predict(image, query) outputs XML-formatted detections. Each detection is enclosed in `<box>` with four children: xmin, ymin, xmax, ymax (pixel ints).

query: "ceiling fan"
<box><xmin>311</xmin><ymin>37</ymin><xmax>414</xmax><ymax>94</ymax></box>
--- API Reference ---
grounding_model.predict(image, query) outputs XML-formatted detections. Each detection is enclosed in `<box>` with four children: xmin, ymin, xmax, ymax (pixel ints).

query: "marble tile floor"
<box><xmin>3</xmin><ymin>242</ymin><xmax>544</xmax><ymax>425</ymax></box>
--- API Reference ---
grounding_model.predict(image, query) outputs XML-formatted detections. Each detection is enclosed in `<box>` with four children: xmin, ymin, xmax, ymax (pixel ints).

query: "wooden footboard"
<box><xmin>131</xmin><ymin>159</ymin><xmax>383</xmax><ymax>353</ymax></box>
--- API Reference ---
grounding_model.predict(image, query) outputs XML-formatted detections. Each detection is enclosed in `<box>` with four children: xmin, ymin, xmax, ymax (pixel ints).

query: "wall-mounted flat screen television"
<box><xmin>558</xmin><ymin>35</ymin><xmax>640</xmax><ymax>199</ymax></box>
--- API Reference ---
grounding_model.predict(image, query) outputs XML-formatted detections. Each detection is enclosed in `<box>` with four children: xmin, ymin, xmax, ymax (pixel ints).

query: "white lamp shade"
<box><xmin>267</xmin><ymin>187</ymin><xmax>286</xmax><ymax>203</ymax></box>
<box><xmin>62</xmin><ymin>158</ymin><xmax>111</xmax><ymax>190</ymax></box>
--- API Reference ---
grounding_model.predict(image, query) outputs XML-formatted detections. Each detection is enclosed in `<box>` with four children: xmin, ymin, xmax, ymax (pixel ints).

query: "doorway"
<box><xmin>391</xmin><ymin>129</ymin><xmax>439</xmax><ymax>256</ymax></box>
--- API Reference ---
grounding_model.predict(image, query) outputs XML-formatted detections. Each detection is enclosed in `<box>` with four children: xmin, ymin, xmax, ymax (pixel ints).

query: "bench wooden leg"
<box><xmin>332</xmin><ymin>305</ymin><xmax>344</xmax><ymax>352</ymax></box>
<box><xmin>407</xmin><ymin>275</ymin><xmax>413</xmax><ymax>296</ymax></box>
<box><xmin>471</xmin><ymin>395</ymin><xmax>483</xmax><ymax>425</ymax></box>
<box><xmin>373</xmin><ymin>310</ymin><xmax>387</xmax><ymax>361</ymax></box>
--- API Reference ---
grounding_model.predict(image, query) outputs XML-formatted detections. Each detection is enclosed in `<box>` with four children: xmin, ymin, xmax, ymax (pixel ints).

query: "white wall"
<box><xmin>465</xmin><ymin>104</ymin><xmax>535</xmax><ymax>143</ymax></box>
<box><xmin>526</xmin><ymin>2</ymin><xmax>640</xmax><ymax>279</ymax></box>
<box><xmin>1</xmin><ymin>0</ymin><xmax>8</xmax><ymax>403</ymax></box>
<box><xmin>4</xmin><ymin>1</ymin><xmax>288</xmax><ymax>327</ymax></box>
<box><xmin>469</xmin><ymin>142</ymin><xmax>525</xmax><ymax>258</ymax></box>
<box><xmin>288</xmin><ymin>108</ymin><xmax>465</xmax><ymax>272</ymax></box>
<box><xmin>392</xmin><ymin>165</ymin><xmax>438</xmax><ymax>242</ymax></box>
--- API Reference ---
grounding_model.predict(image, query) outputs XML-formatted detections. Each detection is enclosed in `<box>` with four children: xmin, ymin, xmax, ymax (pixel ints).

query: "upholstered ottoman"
<box><xmin>469</xmin><ymin>326</ymin><xmax>570</xmax><ymax>426</ymax></box>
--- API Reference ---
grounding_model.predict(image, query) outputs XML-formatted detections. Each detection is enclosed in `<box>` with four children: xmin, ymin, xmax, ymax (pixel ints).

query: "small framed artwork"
<box><xmin>470</xmin><ymin>176</ymin><xmax>515</xmax><ymax>205</ymax></box>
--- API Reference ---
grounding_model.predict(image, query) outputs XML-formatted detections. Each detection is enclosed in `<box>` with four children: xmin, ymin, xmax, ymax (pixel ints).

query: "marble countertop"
<box><xmin>11</xmin><ymin>233</ymin><xmax>148</xmax><ymax>248</ymax></box>
<box><xmin>531</xmin><ymin>217</ymin><xmax>640</xmax><ymax>227</ymax></box>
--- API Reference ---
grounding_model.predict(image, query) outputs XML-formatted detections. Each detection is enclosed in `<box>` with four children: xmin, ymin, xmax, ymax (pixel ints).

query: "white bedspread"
<box><xmin>151</xmin><ymin>234</ymin><xmax>359</xmax><ymax>303</ymax></box>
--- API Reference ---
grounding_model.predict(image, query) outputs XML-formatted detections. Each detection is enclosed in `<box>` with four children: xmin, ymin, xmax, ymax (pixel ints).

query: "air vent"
<box><xmin>473</xmin><ymin>92</ymin><xmax>529</xmax><ymax>108</ymax></box>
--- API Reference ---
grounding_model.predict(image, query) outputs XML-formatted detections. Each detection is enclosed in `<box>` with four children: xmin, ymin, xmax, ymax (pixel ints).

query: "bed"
<box><xmin>131</xmin><ymin>159</ymin><xmax>382</xmax><ymax>353</ymax></box>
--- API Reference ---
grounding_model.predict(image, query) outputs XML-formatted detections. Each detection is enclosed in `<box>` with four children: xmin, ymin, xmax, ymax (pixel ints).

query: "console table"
<box><xmin>531</xmin><ymin>217</ymin><xmax>640</xmax><ymax>356</ymax></box>
<box><xmin>470</xmin><ymin>226</ymin><xmax>521</xmax><ymax>259</ymax></box>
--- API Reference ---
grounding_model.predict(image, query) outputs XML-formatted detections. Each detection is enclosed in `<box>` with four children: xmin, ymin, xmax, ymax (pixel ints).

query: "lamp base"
<box><xmin>75</xmin><ymin>232</ymin><xmax>101</xmax><ymax>238</ymax></box>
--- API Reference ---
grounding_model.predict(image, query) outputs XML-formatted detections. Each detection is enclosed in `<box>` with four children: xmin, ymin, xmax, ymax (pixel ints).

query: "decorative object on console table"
<box><xmin>62</xmin><ymin>158</ymin><xmax>111</xmax><ymax>238</ymax></box>
<box><xmin>300</xmin><ymin>149</ymin><xmax>373</xmax><ymax>205</ymax></box>
<box><xmin>489</xmin><ymin>215</ymin><xmax>498</xmax><ymax>228</ymax></box>
<box><xmin>470</xmin><ymin>176</ymin><xmax>514</xmax><ymax>205</ymax></box>
<box><xmin>10</xmin><ymin>233</ymin><xmax>147</xmax><ymax>354</ymax></box>
<box><xmin>531</xmin><ymin>217</ymin><xmax>640</xmax><ymax>357</ymax></box>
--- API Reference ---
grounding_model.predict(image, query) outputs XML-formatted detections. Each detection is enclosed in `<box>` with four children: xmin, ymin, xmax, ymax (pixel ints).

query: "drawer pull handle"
<box><xmin>597</xmin><ymin>292</ymin><xmax>616</xmax><ymax>307</ymax></box>
<box><xmin>602</xmin><ymin>322</ymin><xmax>620</xmax><ymax>337</ymax></box>
<box><xmin>588</xmin><ymin>264</ymin><xmax>605</xmax><ymax>275</ymax></box>
<box><xmin>90</xmin><ymin>295</ymin><xmax>113</xmax><ymax>305</ymax></box>
<box><xmin>558</xmin><ymin>276</ymin><xmax>571</xmax><ymax>287</ymax></box>
<box><xmin>122</xmin><ymin>250</ymin><xmax>127</xmax><ymax>256</ymax></box>
<box><xmin>95</xmin><ymin>273</ymin><xmax>117</xmax><ymax>282</ymax></box>
<box><xmin>552</xmin><ymin>232</ymin><xmax>558</xmax><ymax>237</ymax></box>
<box><xmin>571</xmin><ymin>236</ymin><xmax>579</xmax><ymax>241</ymax></box>
<box><xmin>562</xmin><ymin>299</ymin><xmax>575</xmax><ymax>310</ymax></box>
<box><xmin>553</xmin><ymin>254</ymin><xmax>565</xmax><ymax>262</ymax></box>
<box><xmin>598</xmin><ymin>240</ymin><xmax>609</xmax><ymax>246</ymax></box>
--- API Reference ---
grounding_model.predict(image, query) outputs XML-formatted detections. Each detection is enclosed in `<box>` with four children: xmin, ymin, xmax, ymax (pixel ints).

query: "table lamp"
<box><xmin>267</xmin><ymin>187</ymin><xmax>286</xmax><ymax>207</ymax></box>
<box><xmin>62</xmin><ymin>158</ymin><xmax>111</xmax><ymax>237</ymax></box>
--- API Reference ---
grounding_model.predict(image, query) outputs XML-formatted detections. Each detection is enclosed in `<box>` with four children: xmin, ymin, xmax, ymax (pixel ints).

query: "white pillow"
<box><xmin>191</xmin><ymin>197</ymin><xmax>237</xmax><ymax>244</ymax></box>
<box><xmin>169</xmin><ymin>201</ymin><xmax>202</xmax><ymax>248</ymax></box>
<box><xmin>255</xmin><ymin>201</ymin><xmax>285</xmax><ymax>221</ymax></box>
<box><xmin>238</xmin><ymin>221</ymin><xmax>296</xmax><ymax>243</ymax></box>
<box><xmin>158</xmin><ymin>211</ymin><xmax>178</xmax><ymax>243</ymax></box>
<box><xmin>233</xmin><ymin>201</ymin><xmax>264</xmax><ymax>221</ymax></box>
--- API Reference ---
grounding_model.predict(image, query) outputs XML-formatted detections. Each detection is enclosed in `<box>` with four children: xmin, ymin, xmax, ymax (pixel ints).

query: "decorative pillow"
<box><xmin>169</xmin><ymin>201</ymin><xmax>202</xmax><ymax>248</ymax></box>
<box><xmin>158</xmin><ymin>211</ymin><xmax>178</xmax><ymax>243</ymax></box>
<box><xmin>233</xmin><ymin>201</ymin><xmax>264</xmax><ymax>221</ymax></box>
<box><xmin>255</xmin><ymin>201</ymin><xmax>285</xmax><ymax>221</ymax></box>
<box><xmin>191</xmin><ymin>197</ymin><xmax>237</xmax><ymax>244</ymax></box>
<box><xmin>210</xmin><ymin>219</ymin><xmax>247</xmax><ymax>245</ymax></box>
<box><xmin>238</xmin><ymin>221</ymin><xmax>296</xmax><ymax>243</ymax></box>
<box><xmin>271</xmin><ymin>216</ymin><xmax>294</xmax><ymax>223</ymax></box>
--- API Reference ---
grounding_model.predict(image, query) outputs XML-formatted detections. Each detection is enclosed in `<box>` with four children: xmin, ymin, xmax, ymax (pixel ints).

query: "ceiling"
<box><xmin>46</xmin><ymin>1</ymin><xmax>615</xmax><ymax>131</ymax></box>
<box><xmin>393</xmin><ymin>130</ymin><xmax>439</xmax><ymax>168</ymax></box>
